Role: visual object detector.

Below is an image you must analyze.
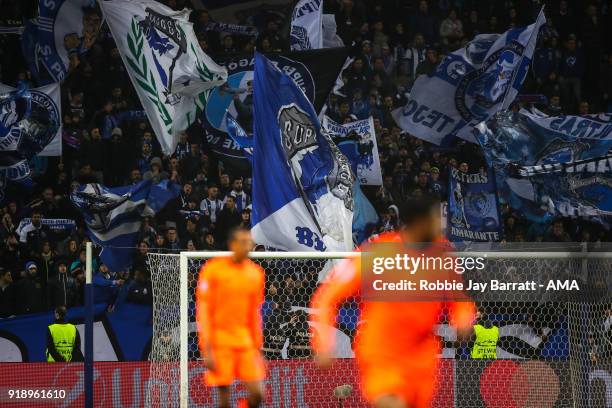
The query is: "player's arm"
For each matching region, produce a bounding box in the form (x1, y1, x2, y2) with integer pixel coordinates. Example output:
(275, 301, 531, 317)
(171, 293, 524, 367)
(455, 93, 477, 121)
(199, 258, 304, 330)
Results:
(249, 266, 265, 350)
(435, 237, 475, 337)
(195, 263, 215, 358)
(310, 257, 361, 358)
(450, 301, 476, 340)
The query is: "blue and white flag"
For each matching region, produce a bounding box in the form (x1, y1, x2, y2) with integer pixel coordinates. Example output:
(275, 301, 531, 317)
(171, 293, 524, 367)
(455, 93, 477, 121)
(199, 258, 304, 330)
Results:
(476, 110, 612, 221)
(322, 116, 382, 185)
(392, 9, 545, 145)
(100, 0, 228, 155)
(70, 180, 179, 271)
(0, 83, 62, 157)
(21, 0, 100, 84)
(252, 52, 354, 251)
(228, 110, 375, 244)
(290, 0, 323, 51)
(448, 166, 503, 242)
(0, 82, 61, 202)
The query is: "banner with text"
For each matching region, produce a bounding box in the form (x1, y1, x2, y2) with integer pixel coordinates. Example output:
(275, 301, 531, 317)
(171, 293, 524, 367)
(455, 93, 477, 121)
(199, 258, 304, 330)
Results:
(448, 166, 503, 242)
(322, 116, 382, 185)
(476, 110, 612, 222)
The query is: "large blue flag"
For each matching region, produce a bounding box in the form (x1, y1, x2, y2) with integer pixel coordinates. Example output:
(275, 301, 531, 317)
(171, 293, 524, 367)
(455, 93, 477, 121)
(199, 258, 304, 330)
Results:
(448, 166, 503, 242)
(228, 111, 376, 244)
(70, 180, 179, 271)
(392, 9, 545, 145)
(252, 52, 354, 251)
(476, 110, 612, 222)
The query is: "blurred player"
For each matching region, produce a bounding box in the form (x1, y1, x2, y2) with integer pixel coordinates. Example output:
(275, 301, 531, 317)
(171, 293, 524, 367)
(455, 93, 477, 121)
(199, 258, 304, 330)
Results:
(196, 227, 265, 408)
(312, 197, 475, 408)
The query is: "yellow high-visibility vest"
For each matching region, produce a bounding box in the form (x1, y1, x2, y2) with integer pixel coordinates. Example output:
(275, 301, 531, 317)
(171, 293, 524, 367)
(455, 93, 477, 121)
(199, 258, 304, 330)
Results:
(471, 324, 499, 359)
(47, 323, 77, 362)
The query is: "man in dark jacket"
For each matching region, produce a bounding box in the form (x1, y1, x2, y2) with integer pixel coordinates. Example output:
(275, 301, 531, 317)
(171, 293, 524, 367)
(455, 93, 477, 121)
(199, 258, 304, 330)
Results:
(24, 210, 53, 259)
(47, 260, 79, 309)
(0, 267, 16, 318)
(127, 269, 153, 305)
(14, 261, 45, 315)
(215, 195, 242, 247)
(1, 233, 22, 274)
(559, 37, 584, 107)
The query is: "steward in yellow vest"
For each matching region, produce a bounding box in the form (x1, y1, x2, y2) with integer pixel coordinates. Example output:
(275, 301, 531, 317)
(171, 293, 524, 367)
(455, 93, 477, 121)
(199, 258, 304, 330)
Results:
(471, 322, 499, 359)
(46, 306, 83, 362)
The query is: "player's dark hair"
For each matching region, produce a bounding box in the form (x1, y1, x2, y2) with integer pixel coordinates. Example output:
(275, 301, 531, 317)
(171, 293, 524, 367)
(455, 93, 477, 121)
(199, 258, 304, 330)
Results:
(398, 196, 440, 226)
(227, 226, 250, 245)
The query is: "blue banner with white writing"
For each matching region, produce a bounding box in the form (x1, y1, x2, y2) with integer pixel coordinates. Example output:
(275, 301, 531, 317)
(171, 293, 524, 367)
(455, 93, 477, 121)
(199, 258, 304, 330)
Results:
(392, 9, 545, 145)
(205, 21, 258, 37)
(448, 166, 503, 242)
(16, 218, 75, 237)
(476, 110, 612, 222)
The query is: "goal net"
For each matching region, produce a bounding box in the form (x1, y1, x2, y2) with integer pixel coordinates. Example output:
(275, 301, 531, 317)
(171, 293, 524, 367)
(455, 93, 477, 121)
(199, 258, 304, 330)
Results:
(147, 250, 611, 408)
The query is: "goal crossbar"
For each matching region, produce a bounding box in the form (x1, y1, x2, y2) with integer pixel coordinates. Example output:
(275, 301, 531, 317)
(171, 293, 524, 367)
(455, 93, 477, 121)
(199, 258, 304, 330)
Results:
(178, 250, 612, 260)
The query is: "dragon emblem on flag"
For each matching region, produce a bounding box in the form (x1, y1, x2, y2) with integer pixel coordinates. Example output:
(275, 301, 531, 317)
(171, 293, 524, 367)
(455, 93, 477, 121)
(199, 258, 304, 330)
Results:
(138, 8, 188, 104)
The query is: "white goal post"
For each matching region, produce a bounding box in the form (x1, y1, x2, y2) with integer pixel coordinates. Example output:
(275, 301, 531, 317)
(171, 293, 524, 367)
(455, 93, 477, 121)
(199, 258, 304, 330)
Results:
(145, 250, 612, 408)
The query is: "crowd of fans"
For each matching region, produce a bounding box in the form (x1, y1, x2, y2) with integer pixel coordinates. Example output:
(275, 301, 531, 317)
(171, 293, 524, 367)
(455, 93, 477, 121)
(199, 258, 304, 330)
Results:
(0, 0, 611, 319)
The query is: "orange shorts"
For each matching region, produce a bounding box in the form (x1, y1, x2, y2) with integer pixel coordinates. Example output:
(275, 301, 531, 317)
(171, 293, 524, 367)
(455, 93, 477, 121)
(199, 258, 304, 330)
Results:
(205, 347, 266, 387)
(360, 360, 435, 408)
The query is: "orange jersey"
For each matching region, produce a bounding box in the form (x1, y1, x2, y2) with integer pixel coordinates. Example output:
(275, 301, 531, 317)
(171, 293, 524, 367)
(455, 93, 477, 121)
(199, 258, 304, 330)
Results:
(311, 232, 475, 404)
(196, 257, 265, 353)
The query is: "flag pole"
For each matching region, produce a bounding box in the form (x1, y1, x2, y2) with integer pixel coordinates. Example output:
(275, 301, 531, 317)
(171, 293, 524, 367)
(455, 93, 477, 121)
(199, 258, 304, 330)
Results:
(85, 242, 94, 408)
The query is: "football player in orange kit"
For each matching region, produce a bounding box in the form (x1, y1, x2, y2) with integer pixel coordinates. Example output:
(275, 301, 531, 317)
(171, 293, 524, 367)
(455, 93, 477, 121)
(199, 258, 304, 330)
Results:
(312, 197, 475, 408)
(196, 227, 265, 408)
